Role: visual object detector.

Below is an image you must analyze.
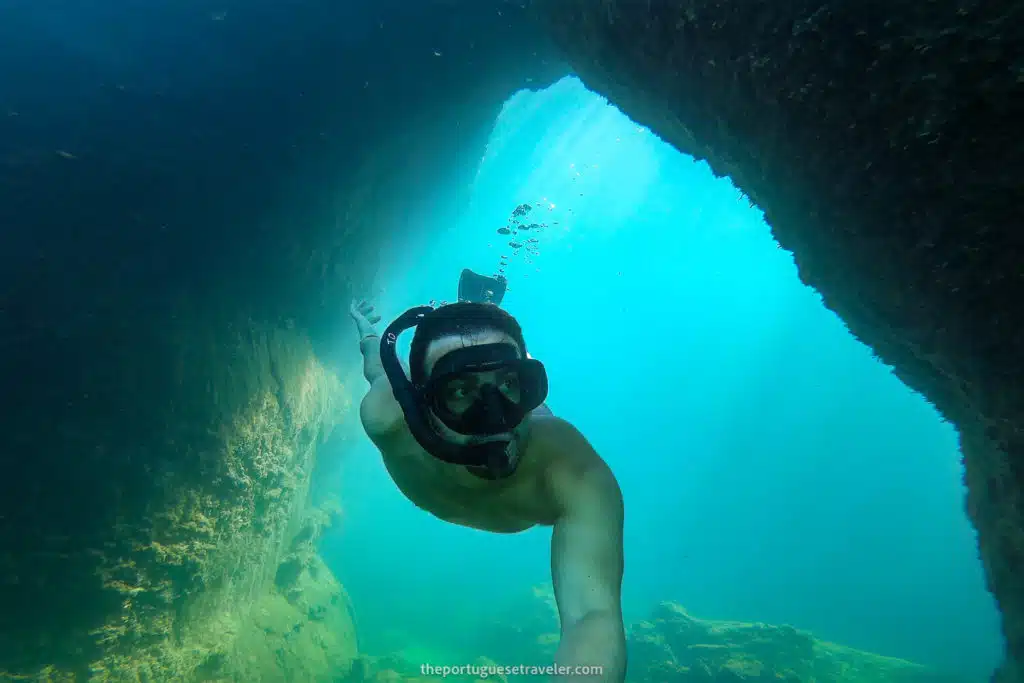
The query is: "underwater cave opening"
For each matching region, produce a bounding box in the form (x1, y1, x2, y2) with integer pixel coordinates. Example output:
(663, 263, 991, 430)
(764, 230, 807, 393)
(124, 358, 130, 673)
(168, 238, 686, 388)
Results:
(322, 76, 1004, 681)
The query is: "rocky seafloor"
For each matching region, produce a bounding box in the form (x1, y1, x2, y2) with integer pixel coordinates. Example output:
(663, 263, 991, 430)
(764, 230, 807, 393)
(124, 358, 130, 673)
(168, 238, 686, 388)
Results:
(333, 585, 973, 683)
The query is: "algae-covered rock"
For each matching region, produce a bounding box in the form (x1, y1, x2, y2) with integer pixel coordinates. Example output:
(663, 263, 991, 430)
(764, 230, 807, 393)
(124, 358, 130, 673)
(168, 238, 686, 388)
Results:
(628, 602, 971, 683)
(0, 312, 355, 681)
(212, 553, 358, 683)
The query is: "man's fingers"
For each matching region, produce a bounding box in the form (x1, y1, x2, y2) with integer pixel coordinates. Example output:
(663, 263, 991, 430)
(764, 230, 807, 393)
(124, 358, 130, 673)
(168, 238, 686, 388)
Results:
(350, 300, 379, 326)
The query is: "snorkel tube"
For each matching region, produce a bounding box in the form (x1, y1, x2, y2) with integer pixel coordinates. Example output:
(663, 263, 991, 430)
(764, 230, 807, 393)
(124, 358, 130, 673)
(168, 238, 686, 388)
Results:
(379, 306, 521, 478)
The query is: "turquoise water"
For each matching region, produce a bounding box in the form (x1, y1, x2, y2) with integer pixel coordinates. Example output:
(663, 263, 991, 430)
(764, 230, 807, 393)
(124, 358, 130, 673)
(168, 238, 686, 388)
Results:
(321, 76, 1003, 679)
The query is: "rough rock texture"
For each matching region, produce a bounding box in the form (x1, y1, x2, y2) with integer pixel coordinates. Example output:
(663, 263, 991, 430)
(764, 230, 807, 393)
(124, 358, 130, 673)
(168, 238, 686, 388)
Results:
(452, 586, 964, 682)
(0, 318, 350, 680)
(629, 602, 966, 683)
(0, 1, 562, 678)
(223, 552, 358, 682)
(530, 1, 1023, 678)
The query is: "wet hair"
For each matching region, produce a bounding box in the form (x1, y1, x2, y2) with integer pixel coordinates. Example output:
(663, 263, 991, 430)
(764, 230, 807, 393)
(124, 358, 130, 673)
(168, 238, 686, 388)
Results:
(409, 302, 527, 385)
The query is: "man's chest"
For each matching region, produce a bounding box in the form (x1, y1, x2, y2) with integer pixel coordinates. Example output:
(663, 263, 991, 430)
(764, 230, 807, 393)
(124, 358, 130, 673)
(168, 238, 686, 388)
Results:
(379, 433, 553, 533)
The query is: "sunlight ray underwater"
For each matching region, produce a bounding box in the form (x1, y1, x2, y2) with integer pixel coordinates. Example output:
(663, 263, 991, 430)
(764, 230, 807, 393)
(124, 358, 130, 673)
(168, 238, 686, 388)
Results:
(325, 76, 1003, 682)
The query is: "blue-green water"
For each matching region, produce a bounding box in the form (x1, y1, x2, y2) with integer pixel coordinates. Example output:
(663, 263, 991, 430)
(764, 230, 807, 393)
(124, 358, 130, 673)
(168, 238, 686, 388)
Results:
(320, 77, 1003, 679)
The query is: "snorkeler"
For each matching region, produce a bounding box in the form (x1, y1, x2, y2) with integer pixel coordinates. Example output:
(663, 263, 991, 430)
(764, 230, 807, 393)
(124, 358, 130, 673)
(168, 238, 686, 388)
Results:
(348, 287, 625, 682)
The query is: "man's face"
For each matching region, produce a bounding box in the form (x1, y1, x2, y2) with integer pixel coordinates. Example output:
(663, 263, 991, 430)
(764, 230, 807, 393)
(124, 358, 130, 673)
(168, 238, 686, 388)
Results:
(422, 329, 529, 444)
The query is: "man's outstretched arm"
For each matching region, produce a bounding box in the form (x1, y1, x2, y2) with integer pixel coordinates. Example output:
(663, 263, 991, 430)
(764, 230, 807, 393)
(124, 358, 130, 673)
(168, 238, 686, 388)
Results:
(350, 300, 405, 440)
(546, 422, 626, 682)
(351, 299, 385, 385)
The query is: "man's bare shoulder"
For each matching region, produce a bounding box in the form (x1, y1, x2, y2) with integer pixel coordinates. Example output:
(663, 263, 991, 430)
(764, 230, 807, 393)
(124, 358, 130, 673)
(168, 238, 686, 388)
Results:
(527, 416, 609, 476)
(359, 377, 405, 443)
(528, 417, 621, 525)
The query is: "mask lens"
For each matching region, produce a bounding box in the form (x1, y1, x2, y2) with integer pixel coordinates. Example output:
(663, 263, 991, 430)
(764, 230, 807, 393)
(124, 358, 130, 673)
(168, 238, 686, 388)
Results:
(436, 368, 522, 417)
(494, 368, 521, 403)
(438, 373, 479, 416)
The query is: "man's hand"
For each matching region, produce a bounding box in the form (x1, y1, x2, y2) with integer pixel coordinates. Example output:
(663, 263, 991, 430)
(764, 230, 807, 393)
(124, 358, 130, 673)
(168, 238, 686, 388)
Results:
(350, 299, 382, 339)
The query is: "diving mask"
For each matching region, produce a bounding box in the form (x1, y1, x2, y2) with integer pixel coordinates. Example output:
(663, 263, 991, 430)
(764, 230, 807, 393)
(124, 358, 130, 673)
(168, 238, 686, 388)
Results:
(379, 305, 548, 479)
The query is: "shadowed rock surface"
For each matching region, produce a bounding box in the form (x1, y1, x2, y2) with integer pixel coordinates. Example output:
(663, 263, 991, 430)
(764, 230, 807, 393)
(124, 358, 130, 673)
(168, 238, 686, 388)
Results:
(0, 0, 561, 678)
(531, 1, 1022, 679)
(1, 0, 1022, 679)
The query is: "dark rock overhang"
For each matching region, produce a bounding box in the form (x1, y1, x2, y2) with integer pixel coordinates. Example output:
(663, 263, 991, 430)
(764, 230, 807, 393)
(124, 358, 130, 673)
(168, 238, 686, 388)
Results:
(529, 1, 1022, 679)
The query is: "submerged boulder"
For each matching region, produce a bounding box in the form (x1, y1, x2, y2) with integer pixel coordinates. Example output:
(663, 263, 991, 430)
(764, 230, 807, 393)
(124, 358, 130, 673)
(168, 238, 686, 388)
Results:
(628, 602, 969, 683)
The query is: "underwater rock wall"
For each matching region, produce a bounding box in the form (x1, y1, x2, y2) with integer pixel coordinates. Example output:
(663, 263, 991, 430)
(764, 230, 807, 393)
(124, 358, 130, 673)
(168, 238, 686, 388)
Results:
(0, 1, 562, 679)
(530, 1, 1022, 678)
(0, 312, 349, 680)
